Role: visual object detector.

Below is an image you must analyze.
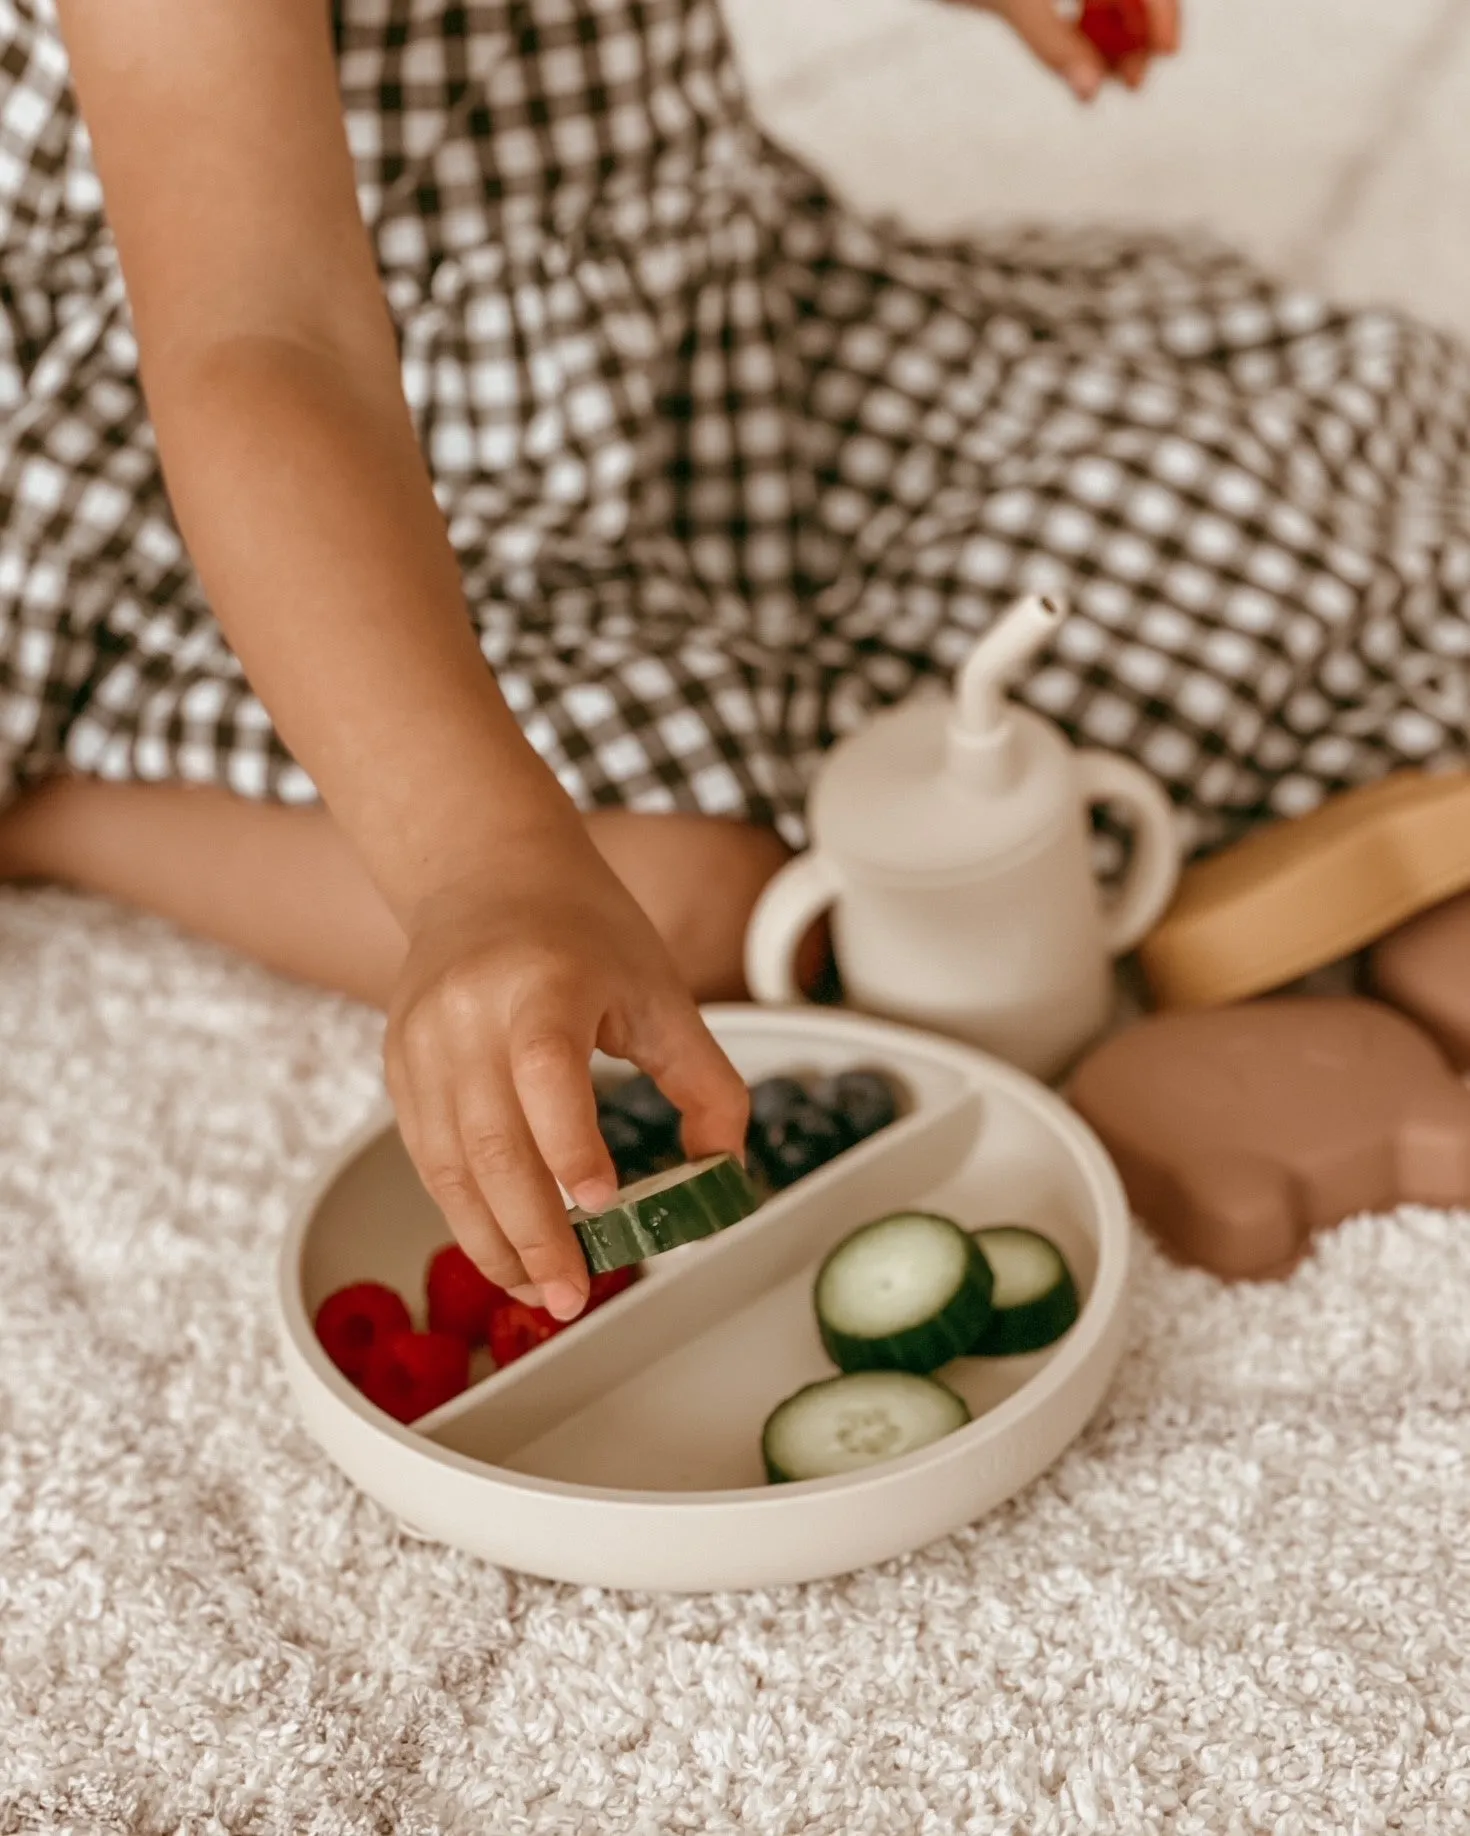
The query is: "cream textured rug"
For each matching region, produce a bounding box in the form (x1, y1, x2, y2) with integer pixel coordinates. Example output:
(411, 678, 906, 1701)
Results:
(3, 887, 1470, 1835)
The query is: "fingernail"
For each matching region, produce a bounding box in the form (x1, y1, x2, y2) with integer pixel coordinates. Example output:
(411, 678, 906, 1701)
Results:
(542, 1279, 586, 1322)
(1069, 63, 1102, 100)
(572, 1177, 618, 1213)
(509, 1284, 542, 1308)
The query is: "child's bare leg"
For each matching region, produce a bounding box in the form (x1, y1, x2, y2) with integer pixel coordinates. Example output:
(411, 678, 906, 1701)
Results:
(0, 778, 406, 1002)
(0, 778, 791, 1005)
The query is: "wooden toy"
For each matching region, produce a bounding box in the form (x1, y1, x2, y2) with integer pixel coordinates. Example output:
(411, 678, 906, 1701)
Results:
(1139, 771, 1470, 1008)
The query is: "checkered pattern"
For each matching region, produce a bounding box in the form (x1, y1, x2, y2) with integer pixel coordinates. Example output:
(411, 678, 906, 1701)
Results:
(3, 0, 1469, 855)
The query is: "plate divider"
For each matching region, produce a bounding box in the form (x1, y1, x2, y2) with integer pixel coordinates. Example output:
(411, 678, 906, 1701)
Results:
(415, 1083, 985, 1462)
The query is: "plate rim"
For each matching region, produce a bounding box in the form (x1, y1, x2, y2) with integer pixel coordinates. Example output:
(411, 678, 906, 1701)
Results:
(276, 1003, 1131, 1510)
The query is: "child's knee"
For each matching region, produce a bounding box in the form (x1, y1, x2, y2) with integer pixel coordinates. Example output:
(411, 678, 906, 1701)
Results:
(585, 810, 790, 1001)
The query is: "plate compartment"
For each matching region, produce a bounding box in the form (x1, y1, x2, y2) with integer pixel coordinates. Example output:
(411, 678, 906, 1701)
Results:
(277, 1006, 1130, 1590)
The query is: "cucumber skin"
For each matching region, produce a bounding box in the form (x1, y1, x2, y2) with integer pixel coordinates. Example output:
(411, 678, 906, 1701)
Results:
(968, 1228, 1080, 1356)
(762, 1374, 971, 1483)
(817, 1223, 995, 1376)
(972, 1274, 1080, 1356)
(572, 1155, 760, 1273)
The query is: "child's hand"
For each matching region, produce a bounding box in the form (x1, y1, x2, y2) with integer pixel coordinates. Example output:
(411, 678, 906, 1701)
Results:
(954, 0, 1181, 101)
(383, 820, 749, 1322)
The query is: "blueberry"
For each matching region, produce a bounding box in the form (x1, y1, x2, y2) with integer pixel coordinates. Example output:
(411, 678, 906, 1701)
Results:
(748, 1076, 809, 1129)
(596, 1104, 651, 1184)
(814, 1069, 900, 1144)
(602, 1074, 681, 1146)
(748, 1094, 848, 1191)
(753, 1130, 839, 1190)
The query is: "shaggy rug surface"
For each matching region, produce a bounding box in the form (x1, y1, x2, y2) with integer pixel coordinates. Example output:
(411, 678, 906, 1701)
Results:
(2, 887, 1469, 1835)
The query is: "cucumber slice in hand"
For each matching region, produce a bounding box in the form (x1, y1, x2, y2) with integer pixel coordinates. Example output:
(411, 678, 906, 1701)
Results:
(571, 1154, 760, 1273)
(763, 1371, 969, 1482)
(971, 1225, 1080, 1355)
(815, 1211, 994, 1374)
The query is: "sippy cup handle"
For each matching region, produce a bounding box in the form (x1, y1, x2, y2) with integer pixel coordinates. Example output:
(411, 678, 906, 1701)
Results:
(743, 851, 841, 1005)
(1075, 750, 1182, 955)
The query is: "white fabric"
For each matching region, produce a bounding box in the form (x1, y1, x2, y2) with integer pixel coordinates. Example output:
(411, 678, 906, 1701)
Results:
(3, 888, 1469, 1831)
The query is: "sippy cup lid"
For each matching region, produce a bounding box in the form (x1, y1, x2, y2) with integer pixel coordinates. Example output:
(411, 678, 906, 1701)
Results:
(807, 596, 1075, 881)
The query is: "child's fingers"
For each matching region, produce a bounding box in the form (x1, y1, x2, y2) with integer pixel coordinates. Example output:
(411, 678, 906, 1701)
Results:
(390, 954, 594, 1315)
(623, 992, 750, 1165)
(388, 1043, 531, 1292)
(986, 0, 1106, 100)
(509, 1004, 620, 1214)
(1116, 48, 1149, 87)
(1144, 0, 1181, 54)
(453, 1066, 590, 1318)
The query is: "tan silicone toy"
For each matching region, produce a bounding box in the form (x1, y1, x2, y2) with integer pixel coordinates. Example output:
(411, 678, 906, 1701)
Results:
(1371, 888, 1470, 1069)
(1138, 771, 1470, 1009)
(1067, 997, 1470, 1279)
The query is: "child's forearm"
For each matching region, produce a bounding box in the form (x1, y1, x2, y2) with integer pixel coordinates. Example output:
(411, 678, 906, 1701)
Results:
(145, 331, 574, 927)
(54, 0, 747, 1314)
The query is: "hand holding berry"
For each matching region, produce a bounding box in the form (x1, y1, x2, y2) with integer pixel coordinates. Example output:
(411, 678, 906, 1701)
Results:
(950, 0, 1181, 102)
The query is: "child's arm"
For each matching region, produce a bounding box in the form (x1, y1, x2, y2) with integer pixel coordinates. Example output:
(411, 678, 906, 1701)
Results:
(58, 0, 748, 1318)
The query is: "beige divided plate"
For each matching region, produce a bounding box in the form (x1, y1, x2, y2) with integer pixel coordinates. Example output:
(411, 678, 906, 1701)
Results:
(277, 1006, 1130, 1592)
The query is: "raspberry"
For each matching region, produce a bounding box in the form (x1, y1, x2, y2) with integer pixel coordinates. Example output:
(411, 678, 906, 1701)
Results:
(425, 1243, 506, 1345)
(485, 1268, 639, 1370)
(359, 1330, 470, 1423)
(586, 1266, 639, 1310)
(1078, 0, 1151, 66)
(314, 1281, 412, 1383)
(488, 1298, 567, 1370)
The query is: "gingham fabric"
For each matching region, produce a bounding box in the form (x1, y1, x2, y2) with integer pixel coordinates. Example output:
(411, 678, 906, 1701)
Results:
(3, 0, 1469, 856)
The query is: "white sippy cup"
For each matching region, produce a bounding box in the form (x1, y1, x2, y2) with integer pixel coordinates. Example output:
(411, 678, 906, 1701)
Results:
(743, 594, 1182, 1080)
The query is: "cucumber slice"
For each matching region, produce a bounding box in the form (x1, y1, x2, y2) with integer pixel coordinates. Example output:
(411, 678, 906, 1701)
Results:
(763, 1371, 970, 1482)
(814, 1211, 994, 1374)
(571, 1154, 760, 1273)
(971, 1226, 1080, 1355)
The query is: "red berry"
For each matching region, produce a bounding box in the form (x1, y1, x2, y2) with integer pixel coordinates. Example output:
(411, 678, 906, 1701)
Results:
(488, 1298, 568, 1370)
(359, 1329, 470, 1423)
(425, 1243, 506, 1345)
(586, 1265, 639, 1311)
(1078, 0, 1151, 66)
(314, 1281, 412, 1383)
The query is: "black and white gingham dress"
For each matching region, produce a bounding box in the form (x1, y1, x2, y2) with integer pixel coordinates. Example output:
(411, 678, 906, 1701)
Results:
(3, 0, 1469, 857)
